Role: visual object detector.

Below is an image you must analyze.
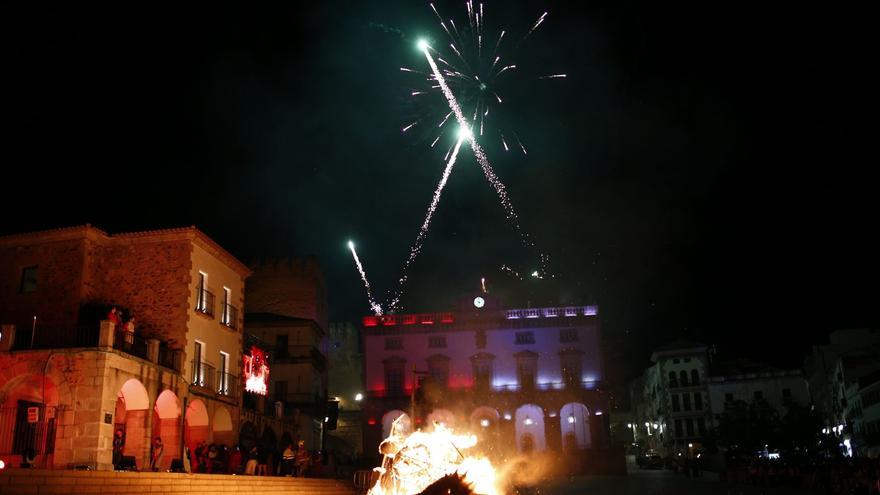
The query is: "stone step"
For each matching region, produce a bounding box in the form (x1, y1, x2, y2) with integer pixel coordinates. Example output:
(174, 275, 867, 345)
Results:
(0, 469, 357, 495)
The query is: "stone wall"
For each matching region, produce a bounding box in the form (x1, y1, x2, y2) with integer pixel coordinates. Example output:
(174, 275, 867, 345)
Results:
(246, 258, 327, 331)
(0, 237, 88, 331)
(84, 238, 193, 347)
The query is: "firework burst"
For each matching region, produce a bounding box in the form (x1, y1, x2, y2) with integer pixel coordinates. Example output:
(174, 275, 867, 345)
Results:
(401, 1, 565, 155)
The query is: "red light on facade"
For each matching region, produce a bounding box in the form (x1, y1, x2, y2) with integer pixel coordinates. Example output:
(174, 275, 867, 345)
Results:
(382, 316, 397, 326)
(420, 314, 434, 325)
(402, 315, 417, 325)
(368, 418, 377, 425)
(363, 316, 378, 327)
(440, 313, 454, 324)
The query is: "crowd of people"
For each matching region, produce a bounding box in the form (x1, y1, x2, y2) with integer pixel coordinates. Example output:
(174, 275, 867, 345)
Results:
(730, 457, 880, 494)
(113, 433, 339, 477)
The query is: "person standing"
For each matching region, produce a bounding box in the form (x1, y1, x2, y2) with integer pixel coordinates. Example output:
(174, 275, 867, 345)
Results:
(282, 443, 295, 476)
(294, 440, 310, 477)
(107, 307, 121, 327)
(112, 429, 125, 470)
(244, 445, 259, 475)
(122, 316, 136, 352)
(150, 436, 164, 472)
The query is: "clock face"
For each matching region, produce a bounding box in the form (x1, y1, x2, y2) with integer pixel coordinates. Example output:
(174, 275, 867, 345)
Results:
(473, 296, 485, 308)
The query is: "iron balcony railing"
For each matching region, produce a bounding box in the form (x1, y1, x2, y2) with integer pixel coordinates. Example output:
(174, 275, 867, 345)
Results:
(220, 303, 238, 329)
(195, 288, 215, 317)
(157, 344, 180, 372)
(113, 329, 149, 361)
(191, 361, 216, 390)
(12, 324, 99, 351)
(216, 371, 240, 400)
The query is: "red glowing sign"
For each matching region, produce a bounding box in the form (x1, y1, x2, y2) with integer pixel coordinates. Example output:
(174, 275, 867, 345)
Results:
(242, 346, 269, 395)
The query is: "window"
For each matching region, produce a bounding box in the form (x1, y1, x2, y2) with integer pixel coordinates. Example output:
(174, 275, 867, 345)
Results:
(725, 393, 734, 403)
(559, 349, 584, 387)
(515, 332, 535, 345)
(672, 394, 681, 412)
(679, 370, 688, 387)
(686, 418, 694, 436)
(195, 271, 214, 316)
(674, 419, 683, 437)
(20, 266, 38, 293)
(383, 357, 406, 396)
(428, 336, 447, 348)
(221, 287, 236, 327)
(515, 351, 538, 391)
(427, 355, 450, 386)
(385, 338, 403, 350)
(669, 371, 678, 387)
(673, 358, 680, 364)
(691, 369, 700, 385)
(274, 380, 288, 402)
(218, 351, 229, 394)
(683, 393, 692, 411)
(559, 329, 579, 343)
(471, 353, 495, 391)
(275, 335, 289, 357)
(754, 390, 763, 401)
(694, 393, 703, 410)
(697, 418, 706, 436)
(683, 357, 691, 363)
(192, 340, 205, 386)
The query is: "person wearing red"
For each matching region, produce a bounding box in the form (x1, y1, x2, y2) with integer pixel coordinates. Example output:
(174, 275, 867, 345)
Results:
(107, 307, 121, 327)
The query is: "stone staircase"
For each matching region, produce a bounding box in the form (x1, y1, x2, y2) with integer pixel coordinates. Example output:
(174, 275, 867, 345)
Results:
(0, 469, 358, 494)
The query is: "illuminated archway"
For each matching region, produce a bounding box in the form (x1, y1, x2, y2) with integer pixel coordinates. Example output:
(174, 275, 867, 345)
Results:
(560, 402, 591, 449)
(184, 399, 210, 470)
(470, 406, 500, 429)
(212, 406, 234, 446)
(514, 404, 545, 452)
(381, 410, 411, 439)
(115, 378, 150, 470)
(150, 390, 181, 471)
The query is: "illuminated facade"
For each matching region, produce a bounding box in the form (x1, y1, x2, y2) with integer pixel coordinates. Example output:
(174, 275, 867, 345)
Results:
(361, 294, 613, 471)
(0, 225, 250, 470)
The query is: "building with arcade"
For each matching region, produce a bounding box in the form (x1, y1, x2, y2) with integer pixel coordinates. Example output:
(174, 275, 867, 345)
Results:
(360, 293, 614, 471)
(0, 225, 250, 471)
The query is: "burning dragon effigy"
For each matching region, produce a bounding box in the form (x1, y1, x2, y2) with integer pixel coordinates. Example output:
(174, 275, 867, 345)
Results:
(368, 417, 500, 495)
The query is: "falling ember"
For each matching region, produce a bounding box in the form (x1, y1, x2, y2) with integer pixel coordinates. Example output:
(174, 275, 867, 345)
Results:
(367, 422, 500, 495)
(538, 74, 567, 79)
(348, 241, 382, 315)
(402, 122, 418, 132)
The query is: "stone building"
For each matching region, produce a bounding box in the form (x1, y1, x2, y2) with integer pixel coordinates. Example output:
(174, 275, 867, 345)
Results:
(360, 293, 616, 473)
(243, 258, 329, 452)
(0, 225, 250, 471)
(628, 341, 712, 456)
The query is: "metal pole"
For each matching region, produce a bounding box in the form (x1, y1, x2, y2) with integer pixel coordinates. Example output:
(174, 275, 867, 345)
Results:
(31, 316, 36, 348)
(180, 396, 188, 465)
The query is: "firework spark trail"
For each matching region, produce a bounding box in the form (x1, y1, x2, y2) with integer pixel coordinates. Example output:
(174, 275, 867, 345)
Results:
(388, 134, 466, 311)
(525, 11, 548, 39)
(421, 45, 535, 251)
(348, 241, 382, 315)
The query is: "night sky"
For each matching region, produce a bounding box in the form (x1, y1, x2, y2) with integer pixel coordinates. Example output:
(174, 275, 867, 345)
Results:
(2, 1, 877, 386)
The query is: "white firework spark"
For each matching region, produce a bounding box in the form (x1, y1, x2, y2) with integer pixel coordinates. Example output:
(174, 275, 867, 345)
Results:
(348, 241, 382, 315)
(388, 131, 468, 311)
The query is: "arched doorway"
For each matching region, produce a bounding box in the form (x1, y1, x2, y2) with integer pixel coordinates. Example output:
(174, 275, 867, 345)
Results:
(150, 390, 180, 471)
(426, 408, 455, 430)
(470, 406, 500, 430)
(514, 404, 545, 452)
(0, 373, 61, 468)
(381, 410, 411, 440)
(184, 399, 210, 470)
(115, 378, 150, 470)
(560, 403, 591, 449)
(212, 406, 234, 447)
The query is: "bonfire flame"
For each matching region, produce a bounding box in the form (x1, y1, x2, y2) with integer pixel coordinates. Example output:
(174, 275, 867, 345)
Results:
(368, 419, 499, 495)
